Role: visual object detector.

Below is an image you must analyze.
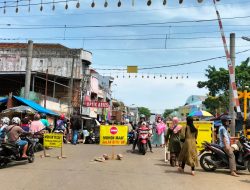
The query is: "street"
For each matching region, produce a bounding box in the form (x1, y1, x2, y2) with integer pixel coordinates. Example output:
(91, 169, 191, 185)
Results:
(0, 144, 249, 190)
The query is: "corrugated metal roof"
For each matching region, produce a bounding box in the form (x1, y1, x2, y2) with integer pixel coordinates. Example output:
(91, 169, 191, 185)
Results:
(0, 43, 68, 49)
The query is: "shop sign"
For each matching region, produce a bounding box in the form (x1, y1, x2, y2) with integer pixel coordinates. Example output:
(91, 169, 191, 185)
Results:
(84, 101, 109, 108)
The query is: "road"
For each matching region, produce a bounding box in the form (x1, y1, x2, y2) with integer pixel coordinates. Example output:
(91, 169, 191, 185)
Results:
(0, 144, 249, 190)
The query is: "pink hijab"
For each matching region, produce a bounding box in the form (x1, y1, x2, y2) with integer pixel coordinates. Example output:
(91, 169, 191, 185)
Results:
(170, 117, 182, 134)
(156, 118, 166, 135)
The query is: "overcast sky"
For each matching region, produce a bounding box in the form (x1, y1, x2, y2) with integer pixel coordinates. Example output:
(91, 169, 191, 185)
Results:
(1, 0, 250, 113)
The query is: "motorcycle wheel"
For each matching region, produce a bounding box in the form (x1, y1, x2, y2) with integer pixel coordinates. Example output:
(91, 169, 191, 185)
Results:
(0, 161, 7, 169)
(28, 149, 35, 163)
(141, 144, 147, 155)
(200, 152, 216, 172)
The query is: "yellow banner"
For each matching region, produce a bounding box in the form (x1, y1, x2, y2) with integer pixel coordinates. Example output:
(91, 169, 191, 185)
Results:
(127, 66, 138, 73)
(100, 125, 128, 145)
(168, 121, 214, 151)
(43, 133, 63, 148)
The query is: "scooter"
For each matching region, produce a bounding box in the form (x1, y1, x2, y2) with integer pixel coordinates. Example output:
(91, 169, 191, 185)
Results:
(199, 132, 250, 172)
(137, 126, 149, 155)
(0, 133, 35, 168)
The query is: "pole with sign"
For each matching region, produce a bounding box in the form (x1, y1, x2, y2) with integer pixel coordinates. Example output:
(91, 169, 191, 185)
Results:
(43, 133, 66, 159)
(100, 125, 128, 159)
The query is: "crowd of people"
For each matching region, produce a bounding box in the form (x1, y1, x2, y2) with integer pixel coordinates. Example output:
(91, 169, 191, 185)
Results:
(0, 111, 83, 158)
(0, 110, 240, 177)
(130, 114, 239, 177)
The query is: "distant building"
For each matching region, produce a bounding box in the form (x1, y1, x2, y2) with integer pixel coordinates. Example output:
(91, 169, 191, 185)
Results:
(0, 42, 94, 115)
(179, 95, 207, 117)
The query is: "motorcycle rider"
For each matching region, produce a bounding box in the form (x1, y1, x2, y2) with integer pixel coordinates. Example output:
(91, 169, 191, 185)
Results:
(218, 115, 239, 177)
(0, 117, 10, 143)
(6, 117, 29, 159)
(132, 114, 153, 153)
(40, 113, 52, 133)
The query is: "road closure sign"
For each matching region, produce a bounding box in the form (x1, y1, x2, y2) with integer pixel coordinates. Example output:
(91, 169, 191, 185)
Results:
(100, 125, 128, 145)
(44, 133, 63, 148)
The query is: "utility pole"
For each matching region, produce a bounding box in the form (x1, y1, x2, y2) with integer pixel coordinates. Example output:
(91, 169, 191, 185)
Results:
(44, 68, 48, 108)
(24, 40, 33, 99)
(68, 58, 75, 116)
(80, 61, 91, 115)
(229, 33, 236, 136)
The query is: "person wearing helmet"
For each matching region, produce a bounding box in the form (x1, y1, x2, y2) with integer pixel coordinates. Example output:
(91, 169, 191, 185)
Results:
(218, 115, 239, 177)
(5, 117, 29, 158)
(0, 117, 10, 143)
(40, 113, 52, 133)
(132, 115, 153, 153)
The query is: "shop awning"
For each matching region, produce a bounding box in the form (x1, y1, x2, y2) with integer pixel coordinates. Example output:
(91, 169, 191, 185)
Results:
(0, 97, 8, 104)
(13, 96, 59, 116)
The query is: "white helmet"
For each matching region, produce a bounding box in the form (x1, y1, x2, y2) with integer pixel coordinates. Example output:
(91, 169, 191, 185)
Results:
(12, 117, 21, 125)
(1, 117, 10, 125)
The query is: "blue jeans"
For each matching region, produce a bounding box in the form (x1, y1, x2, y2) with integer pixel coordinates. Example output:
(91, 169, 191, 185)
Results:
(72, 130, 78, 144)
(16, 139, 28, 147)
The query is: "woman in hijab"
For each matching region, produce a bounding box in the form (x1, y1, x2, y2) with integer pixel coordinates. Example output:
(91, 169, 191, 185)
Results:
(178, 116, 198, 176)
(153, 117, 166, 147)
(165, 117, 182, 167)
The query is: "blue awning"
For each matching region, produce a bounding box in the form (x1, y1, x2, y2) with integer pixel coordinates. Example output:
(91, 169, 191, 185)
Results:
(13, 96, 59, 116)
(0, 97, 8, 104)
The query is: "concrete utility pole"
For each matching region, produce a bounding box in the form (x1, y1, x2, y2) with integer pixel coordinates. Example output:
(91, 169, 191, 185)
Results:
(80, 61, 91, 115)
(68, 58, 75, 116)
(229, 33, 236, 136)
(24, 40, 33, 99)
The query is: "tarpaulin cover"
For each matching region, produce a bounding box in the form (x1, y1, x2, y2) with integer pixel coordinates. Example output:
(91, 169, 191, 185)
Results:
(13, 96, 59, 116)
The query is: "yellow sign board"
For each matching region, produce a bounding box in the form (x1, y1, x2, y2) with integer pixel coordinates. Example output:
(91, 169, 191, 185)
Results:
(170, 121, 214, 151)
(127, 66, 138, 73)
(44, 133, 63, 148)
(100, 125, 128, 145)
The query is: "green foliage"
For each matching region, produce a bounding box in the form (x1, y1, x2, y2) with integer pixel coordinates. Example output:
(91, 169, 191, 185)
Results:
(197, 58, 250, 112)
(162, 108, 178, 119)
(138, 107, 151, 119)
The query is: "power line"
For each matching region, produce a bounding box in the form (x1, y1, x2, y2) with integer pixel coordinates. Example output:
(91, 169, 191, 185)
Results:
(0, 15, 250, 30)
(93, 48, 250, 71)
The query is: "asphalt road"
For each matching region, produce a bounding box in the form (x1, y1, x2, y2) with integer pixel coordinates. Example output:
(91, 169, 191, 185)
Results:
(0, 144, 249, 190)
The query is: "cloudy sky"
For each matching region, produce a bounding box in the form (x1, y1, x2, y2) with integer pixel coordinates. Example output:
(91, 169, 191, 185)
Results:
(1, 0, 250, 113)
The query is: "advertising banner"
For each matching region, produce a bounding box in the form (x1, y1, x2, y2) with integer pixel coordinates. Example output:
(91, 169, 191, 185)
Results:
(100, 125, 128, 145)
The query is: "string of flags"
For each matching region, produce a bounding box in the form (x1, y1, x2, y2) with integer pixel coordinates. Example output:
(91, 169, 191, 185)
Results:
(0, 0, 220, 14)
(99, 72, 189, 79)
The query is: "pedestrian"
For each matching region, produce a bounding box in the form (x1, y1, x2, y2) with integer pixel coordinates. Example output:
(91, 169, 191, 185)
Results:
(153, 117, 166, 147)
(178, 116, 198, 176)
(70, 110, 82, 145)
(165, 117, 182, 167)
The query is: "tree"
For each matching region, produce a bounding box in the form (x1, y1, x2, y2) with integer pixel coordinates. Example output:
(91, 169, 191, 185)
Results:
(197, 58, 250, 113)
(138, 107, 151, 119)
(162, 108, 178, 119)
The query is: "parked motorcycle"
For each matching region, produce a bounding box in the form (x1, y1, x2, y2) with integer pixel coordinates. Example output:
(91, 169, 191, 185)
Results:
(137, 126, 149, 155)
(0, 133, 35, 168)
(199, 132, 250, 172)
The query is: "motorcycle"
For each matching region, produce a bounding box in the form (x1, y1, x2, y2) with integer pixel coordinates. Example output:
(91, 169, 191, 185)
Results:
(137, 126, 149, 155)
(0, 133, 35, 168)
(199, 132, 250, 172)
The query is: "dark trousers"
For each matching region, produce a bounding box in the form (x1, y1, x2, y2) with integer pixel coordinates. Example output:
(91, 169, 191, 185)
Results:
(181, 162, 195, 171)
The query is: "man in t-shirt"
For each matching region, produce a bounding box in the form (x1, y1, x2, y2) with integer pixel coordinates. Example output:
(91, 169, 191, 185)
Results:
(6, 117, 29, 158)
(40, 113, 52, 133)
(219, 115, 239, 177)
(70, 111, 82, 145)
